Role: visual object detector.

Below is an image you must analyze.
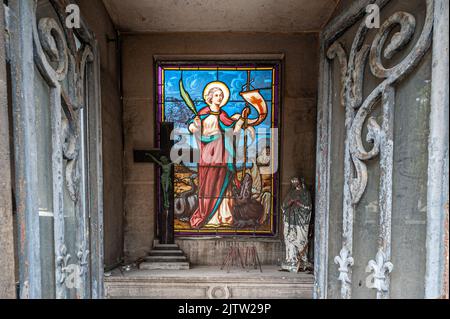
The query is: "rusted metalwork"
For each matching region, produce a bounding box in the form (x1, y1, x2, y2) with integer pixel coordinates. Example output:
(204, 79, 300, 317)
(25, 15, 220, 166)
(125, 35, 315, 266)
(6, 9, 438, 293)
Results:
(221, 245, 246, 273)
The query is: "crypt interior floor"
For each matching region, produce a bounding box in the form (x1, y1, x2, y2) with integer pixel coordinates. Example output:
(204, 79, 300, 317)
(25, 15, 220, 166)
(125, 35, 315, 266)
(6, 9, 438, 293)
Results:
(104, 265, 314, 299)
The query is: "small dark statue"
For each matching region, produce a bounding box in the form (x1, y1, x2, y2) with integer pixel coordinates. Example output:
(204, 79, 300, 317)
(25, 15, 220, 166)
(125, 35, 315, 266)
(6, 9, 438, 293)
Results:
(281, 177, 313, 272)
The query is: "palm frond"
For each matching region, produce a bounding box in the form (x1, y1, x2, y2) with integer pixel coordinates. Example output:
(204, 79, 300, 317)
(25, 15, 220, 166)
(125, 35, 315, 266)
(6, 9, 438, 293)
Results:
(179, 79, 197, 115)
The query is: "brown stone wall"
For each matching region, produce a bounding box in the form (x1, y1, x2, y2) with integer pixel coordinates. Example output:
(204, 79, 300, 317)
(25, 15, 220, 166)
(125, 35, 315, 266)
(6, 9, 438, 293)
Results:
(77, 0, 124, 268)
(121, 32, 319, 264)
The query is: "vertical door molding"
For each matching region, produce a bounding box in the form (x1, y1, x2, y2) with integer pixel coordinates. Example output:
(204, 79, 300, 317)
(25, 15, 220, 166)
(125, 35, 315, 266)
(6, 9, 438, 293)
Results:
(32, 1, 68, 298)
(0, 1, 16, 299)
(425, 0, 449, 300)
(8, 0, 42, 299)
(314, 41, 332, 300)
(87, 41, 104, 299)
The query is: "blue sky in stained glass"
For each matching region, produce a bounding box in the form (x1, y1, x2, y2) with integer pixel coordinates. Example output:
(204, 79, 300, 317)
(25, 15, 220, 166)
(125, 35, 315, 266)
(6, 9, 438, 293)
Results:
(221, 102, 272, 129)
(164, 69, 273, 101)
(221, 101, 245, 118)
(162, 68, 274, 129)
(165, 70, 218, 102)
(164, 70, 182, 101)
(217, 71, 247, 100)
(259, 89, 272, 101)
(250, 70, 273, 89)
(182, 70, 217, 100)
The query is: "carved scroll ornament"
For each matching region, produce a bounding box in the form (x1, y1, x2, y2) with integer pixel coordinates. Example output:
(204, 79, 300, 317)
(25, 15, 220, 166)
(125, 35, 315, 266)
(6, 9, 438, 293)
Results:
(327, 0, 434, 299)
(32, 0, 95, 298)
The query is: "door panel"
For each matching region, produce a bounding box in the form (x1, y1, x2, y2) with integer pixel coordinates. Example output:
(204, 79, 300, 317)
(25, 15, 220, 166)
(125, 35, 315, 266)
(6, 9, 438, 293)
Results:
(6, 0, 103, 299)
(315, 0, 447, 299)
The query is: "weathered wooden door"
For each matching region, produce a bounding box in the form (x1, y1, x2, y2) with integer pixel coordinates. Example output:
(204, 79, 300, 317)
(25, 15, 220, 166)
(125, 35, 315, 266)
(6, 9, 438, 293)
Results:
(5, 0, 103, 298)
(314, 0, 448, 299)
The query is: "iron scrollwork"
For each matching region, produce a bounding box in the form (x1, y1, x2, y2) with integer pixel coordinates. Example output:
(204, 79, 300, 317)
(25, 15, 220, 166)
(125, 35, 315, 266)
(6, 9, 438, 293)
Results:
(327, 0, 434, 299)
(32, 0, 94, 298)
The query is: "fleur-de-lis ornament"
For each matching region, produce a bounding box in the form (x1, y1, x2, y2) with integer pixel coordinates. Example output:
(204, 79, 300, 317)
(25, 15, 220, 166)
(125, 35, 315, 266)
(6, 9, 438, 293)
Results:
(56, 244, 71, 284)
(334, 247, 354, 284)
(365, 249, 394, 292)
(77, 245, 90, 276)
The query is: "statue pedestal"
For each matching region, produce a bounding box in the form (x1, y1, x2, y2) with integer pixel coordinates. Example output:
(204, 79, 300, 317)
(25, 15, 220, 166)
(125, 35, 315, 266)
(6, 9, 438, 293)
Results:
(139, 241, 190, 270)
(280, 258, 313, 273)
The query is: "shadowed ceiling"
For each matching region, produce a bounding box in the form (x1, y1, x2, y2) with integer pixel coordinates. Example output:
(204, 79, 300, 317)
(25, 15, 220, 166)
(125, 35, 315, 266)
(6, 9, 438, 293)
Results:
(102, 0, 340, 33)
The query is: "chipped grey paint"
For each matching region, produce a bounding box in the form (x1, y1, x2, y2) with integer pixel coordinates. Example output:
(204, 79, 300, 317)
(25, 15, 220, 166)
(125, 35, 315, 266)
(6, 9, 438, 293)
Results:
(327, 37, 359, 299)
(7, 0, 104, 299)
(0, 1, 16, 299)
(315, 0, 390, 299)
(32, 1, 68, 298)
(88, 41, 105, 300)
(8, 0, 42, 299)
(355, 0, 433, 299)
(314, 41, 332, 299)
(374, 85, 395, 299)
(425, 0, 449, 299)
(316, 0, 438, 299)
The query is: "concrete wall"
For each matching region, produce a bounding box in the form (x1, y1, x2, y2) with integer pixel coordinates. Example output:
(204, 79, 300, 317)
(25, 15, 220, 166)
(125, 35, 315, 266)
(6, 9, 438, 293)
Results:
(121, 32, 319, 264)
(77, 0, 124, 269)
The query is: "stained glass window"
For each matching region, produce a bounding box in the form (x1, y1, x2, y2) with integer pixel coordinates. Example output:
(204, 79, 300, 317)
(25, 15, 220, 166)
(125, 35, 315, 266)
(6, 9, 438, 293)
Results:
(156, 61, 281, 237)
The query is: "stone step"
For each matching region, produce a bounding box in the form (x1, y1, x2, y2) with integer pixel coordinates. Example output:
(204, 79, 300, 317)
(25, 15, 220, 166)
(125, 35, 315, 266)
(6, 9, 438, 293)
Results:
(139, 261, 190, 270)
(153, 244, 180, 250)
(149, 250, 184, 256)
(145, 255, 187, 262)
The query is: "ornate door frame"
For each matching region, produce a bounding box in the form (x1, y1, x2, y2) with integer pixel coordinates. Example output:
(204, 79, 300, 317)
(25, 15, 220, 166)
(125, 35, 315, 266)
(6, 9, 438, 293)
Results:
(5, 0, 103, 298)
(314, 0, 448, 299)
